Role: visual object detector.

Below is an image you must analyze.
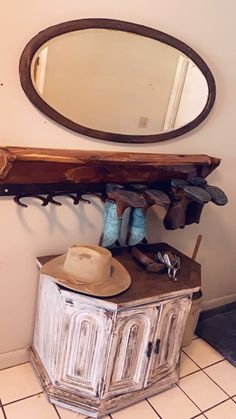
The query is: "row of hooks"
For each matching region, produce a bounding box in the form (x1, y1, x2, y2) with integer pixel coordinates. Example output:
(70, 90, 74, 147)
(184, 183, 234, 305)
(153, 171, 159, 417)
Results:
(13, 192, 101, 208)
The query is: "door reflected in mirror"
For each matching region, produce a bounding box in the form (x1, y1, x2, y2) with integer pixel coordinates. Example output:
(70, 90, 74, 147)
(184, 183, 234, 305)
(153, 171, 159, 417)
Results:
(20, 19, 216, 142)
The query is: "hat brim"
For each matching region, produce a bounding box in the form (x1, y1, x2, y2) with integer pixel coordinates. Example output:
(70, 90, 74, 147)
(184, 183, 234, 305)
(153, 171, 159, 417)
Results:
(40, 254, 131, 297)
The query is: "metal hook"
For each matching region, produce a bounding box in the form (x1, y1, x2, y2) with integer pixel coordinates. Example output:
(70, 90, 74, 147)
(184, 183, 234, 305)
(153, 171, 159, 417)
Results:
(14, 194, 48, 208)
(45, 194, 63, 206)
(45, 193, 91, 206)
(62, 193, 78, 204)
(46, 193, 78, 206)
(74, 193, 91, 205)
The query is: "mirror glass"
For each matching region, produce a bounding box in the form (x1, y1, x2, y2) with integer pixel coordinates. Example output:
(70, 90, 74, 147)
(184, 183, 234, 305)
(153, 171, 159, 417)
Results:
(20, 20, 215, 142)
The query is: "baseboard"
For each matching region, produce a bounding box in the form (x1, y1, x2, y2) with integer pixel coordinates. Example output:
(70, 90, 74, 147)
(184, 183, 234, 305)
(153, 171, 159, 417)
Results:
(0, 347, 29, 370)
(202, 292, 236, 311)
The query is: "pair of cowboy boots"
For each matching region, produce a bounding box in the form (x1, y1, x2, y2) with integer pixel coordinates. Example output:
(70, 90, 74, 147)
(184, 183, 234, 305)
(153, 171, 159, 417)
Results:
(100, 184, 170, 247)
(164, 176, 228, 230)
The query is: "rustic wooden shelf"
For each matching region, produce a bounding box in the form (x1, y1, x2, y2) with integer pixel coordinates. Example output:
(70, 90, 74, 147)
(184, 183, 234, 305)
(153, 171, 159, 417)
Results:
(0, 147, 220, 196)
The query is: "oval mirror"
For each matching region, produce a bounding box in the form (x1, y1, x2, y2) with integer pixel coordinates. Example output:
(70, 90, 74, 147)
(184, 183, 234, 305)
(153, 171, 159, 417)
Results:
(19, 19, 216, 143)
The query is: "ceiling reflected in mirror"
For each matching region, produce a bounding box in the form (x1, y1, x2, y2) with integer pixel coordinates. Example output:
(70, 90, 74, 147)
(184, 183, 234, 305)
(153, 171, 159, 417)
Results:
(20, 19, 216, 143)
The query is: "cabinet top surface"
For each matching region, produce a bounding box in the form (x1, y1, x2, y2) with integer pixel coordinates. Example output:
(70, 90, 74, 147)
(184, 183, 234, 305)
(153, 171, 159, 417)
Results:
(38, 243, 201, 305)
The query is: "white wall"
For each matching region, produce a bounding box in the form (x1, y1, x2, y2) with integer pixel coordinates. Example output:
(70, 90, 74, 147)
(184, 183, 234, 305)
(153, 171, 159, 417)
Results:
(0, 0, 236, 364)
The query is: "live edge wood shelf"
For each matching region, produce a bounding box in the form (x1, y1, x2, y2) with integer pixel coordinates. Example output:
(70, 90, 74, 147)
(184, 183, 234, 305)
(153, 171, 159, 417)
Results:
(0, 147, 220, 197)
(32, 243, 201, 418)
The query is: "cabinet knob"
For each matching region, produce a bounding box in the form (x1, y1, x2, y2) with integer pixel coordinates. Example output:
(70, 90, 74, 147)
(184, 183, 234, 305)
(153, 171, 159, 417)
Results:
(146, 341, 152, 358)
(155, 338, 161, 354)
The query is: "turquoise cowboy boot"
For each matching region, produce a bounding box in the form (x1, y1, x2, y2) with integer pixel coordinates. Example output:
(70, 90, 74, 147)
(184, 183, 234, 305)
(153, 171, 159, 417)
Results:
(100, 184, 124, 248)
(127, 207, 147, 246)
(100, 200, 122, 248)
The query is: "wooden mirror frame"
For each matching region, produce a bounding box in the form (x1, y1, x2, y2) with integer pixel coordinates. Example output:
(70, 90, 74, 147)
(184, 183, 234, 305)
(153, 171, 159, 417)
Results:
(19, 18, 216, 143)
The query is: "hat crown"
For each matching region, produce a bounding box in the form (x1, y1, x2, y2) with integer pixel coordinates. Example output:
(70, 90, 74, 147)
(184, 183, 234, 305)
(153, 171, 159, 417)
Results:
(63, 245, 112, 285)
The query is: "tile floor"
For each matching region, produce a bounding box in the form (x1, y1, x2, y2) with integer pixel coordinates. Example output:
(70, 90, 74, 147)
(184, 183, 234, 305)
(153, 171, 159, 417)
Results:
(0, 336, 236, 419)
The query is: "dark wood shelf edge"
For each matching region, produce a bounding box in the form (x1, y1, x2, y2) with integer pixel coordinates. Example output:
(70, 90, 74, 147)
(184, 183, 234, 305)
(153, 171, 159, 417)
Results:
(0, 147, 221, 192)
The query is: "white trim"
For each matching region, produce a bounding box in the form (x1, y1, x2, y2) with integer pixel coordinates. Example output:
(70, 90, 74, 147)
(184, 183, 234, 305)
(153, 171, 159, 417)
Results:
(0, 347, 29, 370)
(37, 47, 48, 95)
(31, 47, 48, 95)
(163, 55, 189, 131)
(202, 292, 236, 311)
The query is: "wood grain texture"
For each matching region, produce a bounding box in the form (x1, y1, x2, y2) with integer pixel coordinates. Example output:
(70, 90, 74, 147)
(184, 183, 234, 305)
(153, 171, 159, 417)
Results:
(32, 243, 198, 417)
(0, 148, 16, 180)
(0, 146, 220, 186)
(19, 18, 216, 143)
(31, 280, 191, 417)
(38, 243, 201, 306)
(29, 344, 178, 417)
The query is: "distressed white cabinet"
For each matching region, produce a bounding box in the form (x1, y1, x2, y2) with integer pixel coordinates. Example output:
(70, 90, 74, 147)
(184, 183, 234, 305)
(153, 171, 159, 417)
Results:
(30, 244, 201, 418)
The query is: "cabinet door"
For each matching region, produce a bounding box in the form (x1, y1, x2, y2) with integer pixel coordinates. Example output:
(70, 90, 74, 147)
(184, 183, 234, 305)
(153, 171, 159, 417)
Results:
(33, 277, 65, 382)
(103, 306, 159, 398)
(145, 297, 191, 387)
(56, 300, 114, 397)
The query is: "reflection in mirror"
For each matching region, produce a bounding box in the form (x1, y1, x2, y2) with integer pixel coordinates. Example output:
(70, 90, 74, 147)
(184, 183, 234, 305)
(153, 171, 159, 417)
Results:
(31, 29, 208, 136)
(20, 19, 215, 142)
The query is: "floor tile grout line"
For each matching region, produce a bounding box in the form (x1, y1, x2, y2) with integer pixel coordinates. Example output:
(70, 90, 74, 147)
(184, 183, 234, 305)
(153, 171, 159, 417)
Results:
(0, 400, 7, 419)
(2, 391, 44, 406)
(181, 350, 201, 369)
(191, 413, 207, 419)
(1, 406, 7, 419)
(181, 349, 225, 370)
(176, 382, 203, 414)
(201, 367, 232, 398)
(179, 367, 201, 379)
(175, 344, 230, 383)
(181, 352, 226, 370)
(178, 377, 231, 414)
(0, 360, 29, 372)
(201, 397, 233, 414)
(202, 359, 227, 370)
(146, 398, 162, 418)
(53, 405, 62, 419)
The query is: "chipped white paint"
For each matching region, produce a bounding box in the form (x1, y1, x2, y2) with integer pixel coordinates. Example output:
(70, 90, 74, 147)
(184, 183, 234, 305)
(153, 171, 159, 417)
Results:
(31, 274, 193, 417)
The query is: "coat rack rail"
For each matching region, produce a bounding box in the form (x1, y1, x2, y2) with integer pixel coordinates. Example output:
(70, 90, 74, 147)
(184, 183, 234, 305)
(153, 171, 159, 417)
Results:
(0, 147, 220, 190)
(0, 147, 223, 230)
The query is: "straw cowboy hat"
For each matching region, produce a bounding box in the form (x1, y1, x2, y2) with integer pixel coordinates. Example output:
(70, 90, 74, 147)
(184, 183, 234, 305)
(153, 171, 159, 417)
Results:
(41, 245, 131, 297)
